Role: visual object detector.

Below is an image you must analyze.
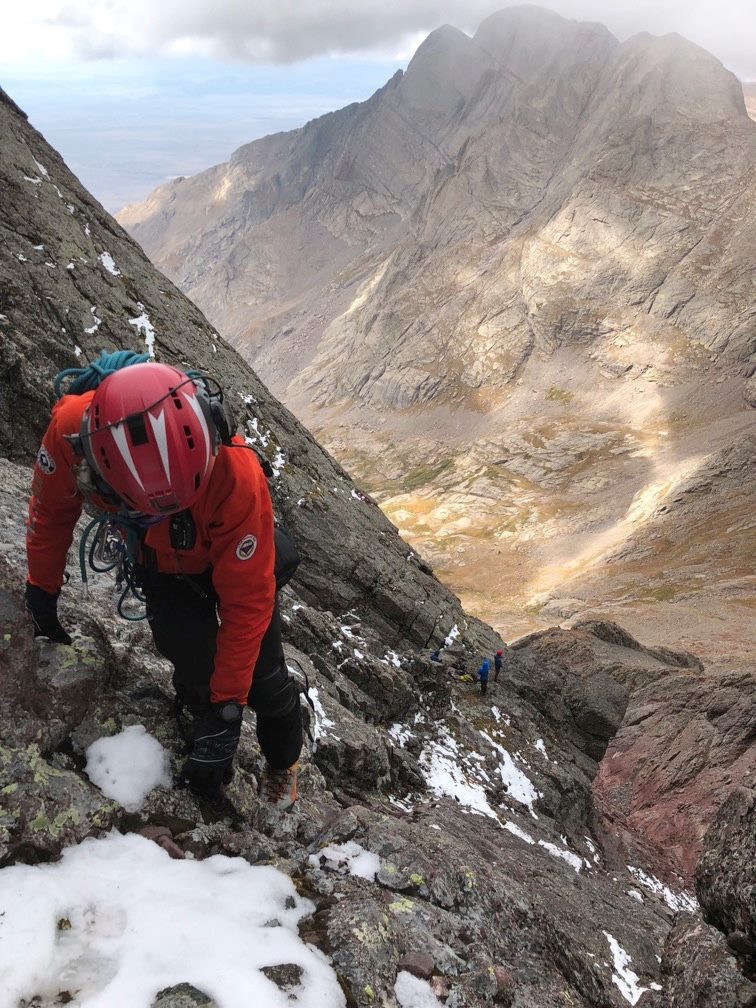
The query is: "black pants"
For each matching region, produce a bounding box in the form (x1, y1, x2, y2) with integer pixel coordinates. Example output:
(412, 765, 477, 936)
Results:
(144, 571, 302, 770)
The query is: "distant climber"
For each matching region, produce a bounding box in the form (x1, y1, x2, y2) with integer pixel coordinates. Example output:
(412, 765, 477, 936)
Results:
(430, 649, 442, 662)
(478, 657, 490, 695)
(24, 352, 302, 809)
(493, 649, 504, 682)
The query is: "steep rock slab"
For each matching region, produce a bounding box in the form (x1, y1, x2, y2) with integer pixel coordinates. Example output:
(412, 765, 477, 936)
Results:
(0, 85, 491, 656)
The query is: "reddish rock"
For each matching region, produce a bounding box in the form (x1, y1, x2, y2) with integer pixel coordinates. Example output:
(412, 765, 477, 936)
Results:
(594, 666, 756, 878)
(397, 952, 435, 980)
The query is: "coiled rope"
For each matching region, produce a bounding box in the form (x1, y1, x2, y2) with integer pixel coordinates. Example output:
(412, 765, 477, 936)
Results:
(53, 349, 150, 397)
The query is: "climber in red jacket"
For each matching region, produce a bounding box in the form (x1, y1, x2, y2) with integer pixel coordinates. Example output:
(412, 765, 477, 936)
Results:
(25, 358, 301, 808)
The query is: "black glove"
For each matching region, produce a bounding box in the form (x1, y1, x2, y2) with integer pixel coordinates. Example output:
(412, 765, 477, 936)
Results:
(24, 583, 72, 645)
(178, 702, 243, 795)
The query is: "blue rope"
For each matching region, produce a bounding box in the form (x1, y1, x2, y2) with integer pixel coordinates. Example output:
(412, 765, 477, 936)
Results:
(54, 349, 150, 397)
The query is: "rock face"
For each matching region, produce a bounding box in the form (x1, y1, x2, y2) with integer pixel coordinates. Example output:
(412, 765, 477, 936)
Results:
(640, 913, 756, 1008)
(697, 787, 756, 971)
(510, 620, 756, 881)
(7, 79, 756, 1007)
(120, 9, 756, 412)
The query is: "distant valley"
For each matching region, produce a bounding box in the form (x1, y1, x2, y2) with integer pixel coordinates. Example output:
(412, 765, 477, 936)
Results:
(120, 8, 756, 663)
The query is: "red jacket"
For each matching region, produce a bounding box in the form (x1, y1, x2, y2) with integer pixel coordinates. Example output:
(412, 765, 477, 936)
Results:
(27, 392, 276, 704)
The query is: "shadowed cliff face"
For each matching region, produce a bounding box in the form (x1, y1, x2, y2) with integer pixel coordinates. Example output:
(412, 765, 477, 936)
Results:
(3, 77, 756, 1007)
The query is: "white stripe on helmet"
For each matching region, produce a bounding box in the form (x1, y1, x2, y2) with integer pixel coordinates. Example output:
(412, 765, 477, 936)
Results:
(148, 408, 171, 482)
(184, 389, 212, 471)
(110, 422, 145, 490)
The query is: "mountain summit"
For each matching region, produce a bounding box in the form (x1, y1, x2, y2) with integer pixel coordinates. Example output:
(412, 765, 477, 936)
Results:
(119, 6, 754, 412)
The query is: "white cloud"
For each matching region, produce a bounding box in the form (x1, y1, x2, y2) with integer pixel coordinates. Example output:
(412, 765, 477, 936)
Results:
(2, 1, 756, 77)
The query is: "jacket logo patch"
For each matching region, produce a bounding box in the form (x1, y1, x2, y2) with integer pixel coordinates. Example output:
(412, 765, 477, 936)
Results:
(36, 445, 56, 474)
(235, 534, 257, 560)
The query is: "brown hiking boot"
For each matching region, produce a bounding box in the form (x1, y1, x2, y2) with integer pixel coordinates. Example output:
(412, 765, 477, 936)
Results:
(259, 762, 299, 811)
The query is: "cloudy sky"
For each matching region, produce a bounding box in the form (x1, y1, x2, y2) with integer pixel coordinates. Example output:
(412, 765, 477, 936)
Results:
(3, 1, 755, 211)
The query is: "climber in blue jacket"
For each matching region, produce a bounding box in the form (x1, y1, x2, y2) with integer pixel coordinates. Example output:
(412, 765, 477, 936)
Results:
(477, 657, 490, 695)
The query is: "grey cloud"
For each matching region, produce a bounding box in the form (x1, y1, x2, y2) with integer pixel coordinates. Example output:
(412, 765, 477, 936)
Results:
(61, 1, 756, 77)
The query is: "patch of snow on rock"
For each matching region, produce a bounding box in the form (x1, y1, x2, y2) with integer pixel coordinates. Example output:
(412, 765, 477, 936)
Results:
(603, 931, 648, 1005)
(99, 251, 121, 275)
(480, 728, 540, 816)
(309, 841, 380, 881)
(444, 624, 459, 647)
(84, 306, 101, 334)
(0, 831, 345, 1007)
(628, 866, 697, 912)
(84, 725, 169, 811)
(128, 303, 156, 356)
(420, 728, 498, 821)
(504, 821, 536, 844)
(395, 970, 442, 1006)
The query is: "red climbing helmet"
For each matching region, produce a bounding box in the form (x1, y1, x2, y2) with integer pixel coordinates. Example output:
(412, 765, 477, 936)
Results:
(82, 362, 218, 514)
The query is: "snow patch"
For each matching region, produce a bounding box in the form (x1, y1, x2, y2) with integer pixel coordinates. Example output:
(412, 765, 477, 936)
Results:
(85, 725, 170, 811)
(537, 840, 585, 873)
(479, 728, 540, 815)
(309, 841, 379, 881)
(34, 159, 50, 178)
(419, 728, 498, 821)
(389, 723, 413, 747)
(308, 687, 335, 741)
(444, 624, 460, 647)
(84, 306, 101, 334)
(628, 866, 697, 912)
(504, 821, 535, 844)
(395, 970, 442, 1006)
(99, 251, 121, 276)
(128, 303, 156, 356)
(0, 832, 345, 1007)
(603, 931, 648, 1005)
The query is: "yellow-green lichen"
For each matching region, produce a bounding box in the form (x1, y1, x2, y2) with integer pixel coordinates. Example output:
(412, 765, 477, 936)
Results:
(351, 916, 391, 949)
(389, 896, 415, 914)
(29, 807, 82, 838)
(408, 873, 424, 887)
(462, 869, 477, 891)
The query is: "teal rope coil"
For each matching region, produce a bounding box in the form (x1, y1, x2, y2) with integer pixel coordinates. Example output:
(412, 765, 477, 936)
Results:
(54, 349, 150, 397)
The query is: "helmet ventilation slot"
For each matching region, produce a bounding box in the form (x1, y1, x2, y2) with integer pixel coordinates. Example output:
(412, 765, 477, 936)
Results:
(126, 413, 149, 446)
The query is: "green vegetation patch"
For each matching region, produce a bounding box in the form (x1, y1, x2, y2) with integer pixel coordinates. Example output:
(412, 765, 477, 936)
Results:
(545, 386, 575, 404)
